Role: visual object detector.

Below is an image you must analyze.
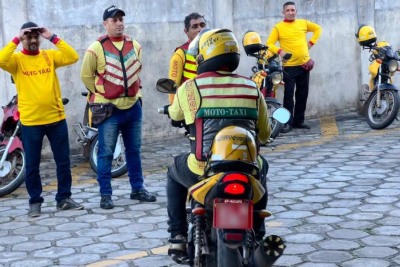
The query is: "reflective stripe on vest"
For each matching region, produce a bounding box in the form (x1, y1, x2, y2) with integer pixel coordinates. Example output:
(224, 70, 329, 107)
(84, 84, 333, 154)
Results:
(176, 43, 197, 83)
(183, 52, 197, 81)
(97, 36, 141, 99)
(192, 72, 259, 161)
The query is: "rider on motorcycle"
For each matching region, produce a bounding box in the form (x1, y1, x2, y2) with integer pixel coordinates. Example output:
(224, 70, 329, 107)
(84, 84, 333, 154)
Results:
(164, 28, 272, 262)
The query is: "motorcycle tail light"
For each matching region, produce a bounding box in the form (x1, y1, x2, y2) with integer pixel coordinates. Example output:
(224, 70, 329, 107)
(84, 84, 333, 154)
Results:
(222, 173, 249, 183)
(224, 183, 245, 194)
(388, 59, 398, 72)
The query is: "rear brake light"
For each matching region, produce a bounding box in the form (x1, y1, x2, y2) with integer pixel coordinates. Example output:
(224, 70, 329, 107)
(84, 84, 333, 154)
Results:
(222, 173, 249, 183)
(224, 183, 245, 194)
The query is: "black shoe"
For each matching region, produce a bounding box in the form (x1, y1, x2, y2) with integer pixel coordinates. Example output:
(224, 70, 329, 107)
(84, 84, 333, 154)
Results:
(56, 198, 84, 210)
(130, 188, 157, 202)
(293, 122, 310, 129)
(100, 195, 114, 209)
(280, 124, 293, 133)
(28, 203, 42, 217)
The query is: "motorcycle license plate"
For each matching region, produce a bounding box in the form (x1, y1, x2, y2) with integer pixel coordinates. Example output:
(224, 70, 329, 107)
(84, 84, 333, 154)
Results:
(213, 199, 253, 230)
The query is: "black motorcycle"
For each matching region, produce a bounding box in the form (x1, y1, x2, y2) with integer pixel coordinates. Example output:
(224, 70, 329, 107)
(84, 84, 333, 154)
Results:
(360, 41, 400, 129)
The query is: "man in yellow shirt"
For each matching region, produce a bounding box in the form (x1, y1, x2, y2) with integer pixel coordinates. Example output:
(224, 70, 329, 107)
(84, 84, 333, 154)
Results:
(0, 22, 83, 217)
(165, 28, 271, 263)
(168, 12, 206, 104)
(81, 5, 156, 209)
(267, 1, 322, 133)
(167, 12, 206, 134)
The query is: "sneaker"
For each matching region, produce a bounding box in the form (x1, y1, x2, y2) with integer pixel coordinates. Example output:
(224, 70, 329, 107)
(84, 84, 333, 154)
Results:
(130, 188, 156, 202)
(100, 195, 114, 209)
(28, 203, 41, 217)
(168, 234, 188, 264)
(56, 198, 84, 210)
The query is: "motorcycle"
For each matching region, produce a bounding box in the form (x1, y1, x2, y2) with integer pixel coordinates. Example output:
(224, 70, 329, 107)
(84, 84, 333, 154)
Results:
(359, 41, 400, 129)
(72, 92, 128, 178)
(156, 78, 290, 267)
(0, 95, 25, 197)
(242, 31, 292, 139)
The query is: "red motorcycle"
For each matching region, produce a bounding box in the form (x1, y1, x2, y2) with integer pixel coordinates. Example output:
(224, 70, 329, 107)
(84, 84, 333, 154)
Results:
(0, 95, 25, 197)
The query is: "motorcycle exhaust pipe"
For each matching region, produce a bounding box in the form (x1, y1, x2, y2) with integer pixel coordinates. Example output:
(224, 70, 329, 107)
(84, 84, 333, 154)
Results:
(252, 235, 286, 267)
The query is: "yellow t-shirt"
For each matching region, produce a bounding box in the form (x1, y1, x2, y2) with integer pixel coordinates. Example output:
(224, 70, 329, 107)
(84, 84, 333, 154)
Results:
(267, 19, 322, 66)
(0, 38, 79, 125)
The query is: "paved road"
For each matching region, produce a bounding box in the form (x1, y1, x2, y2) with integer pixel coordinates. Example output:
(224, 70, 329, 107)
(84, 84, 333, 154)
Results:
(0, 112, 399, 267)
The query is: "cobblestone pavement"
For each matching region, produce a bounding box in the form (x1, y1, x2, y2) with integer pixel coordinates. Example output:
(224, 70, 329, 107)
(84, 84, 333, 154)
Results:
(0, 112, 400, 267)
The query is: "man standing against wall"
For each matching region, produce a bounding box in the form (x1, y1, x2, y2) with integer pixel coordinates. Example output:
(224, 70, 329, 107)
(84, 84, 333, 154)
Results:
(0, 22, 83, 217)
(80, 5, 156, 209)
(267, 1, 322, 133)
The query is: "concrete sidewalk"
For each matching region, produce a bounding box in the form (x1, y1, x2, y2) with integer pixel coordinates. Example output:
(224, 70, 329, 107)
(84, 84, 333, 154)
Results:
(0, 112, 399, 267)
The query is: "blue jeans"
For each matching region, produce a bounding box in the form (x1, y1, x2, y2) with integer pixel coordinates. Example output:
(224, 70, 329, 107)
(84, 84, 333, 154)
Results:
(97, 101, 144, 195)
(21, 120, 72, 204)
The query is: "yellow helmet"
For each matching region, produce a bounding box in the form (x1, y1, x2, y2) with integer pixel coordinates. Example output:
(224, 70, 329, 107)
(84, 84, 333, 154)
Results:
(355, 24, 377, 46)
(242, 30, 263, 55)
(207, 126, 258, 175)
(188, 28, 240, 74)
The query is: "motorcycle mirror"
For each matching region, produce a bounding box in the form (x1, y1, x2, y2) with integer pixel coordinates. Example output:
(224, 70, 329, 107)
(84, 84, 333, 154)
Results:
(272, 107, 291, 124)
(156, 78, 177, 94)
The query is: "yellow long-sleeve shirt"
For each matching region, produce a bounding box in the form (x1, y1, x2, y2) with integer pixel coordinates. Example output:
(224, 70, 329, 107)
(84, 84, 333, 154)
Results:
(267, 19, 322, 66)
(0, 37, 79, 125)
(80, 37, 142, 109)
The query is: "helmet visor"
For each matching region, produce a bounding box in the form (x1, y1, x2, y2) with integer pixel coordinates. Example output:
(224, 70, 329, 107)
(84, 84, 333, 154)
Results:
(188, 28, 211, 56)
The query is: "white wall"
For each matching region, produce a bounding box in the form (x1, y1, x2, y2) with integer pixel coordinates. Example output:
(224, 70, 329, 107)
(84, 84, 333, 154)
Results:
(0, 0, 398, 151)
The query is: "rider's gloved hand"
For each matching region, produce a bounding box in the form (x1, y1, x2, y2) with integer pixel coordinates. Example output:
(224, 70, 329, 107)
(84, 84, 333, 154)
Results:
(171, 120, 184, 128)
(163, 105, 170, 116)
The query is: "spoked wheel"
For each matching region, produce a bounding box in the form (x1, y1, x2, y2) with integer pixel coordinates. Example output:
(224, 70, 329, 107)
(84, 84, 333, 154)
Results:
(365, 89, 400, 129)
(89, 133, 128, 178)
(266, 100, 283, 139)
(0, 146, 26, 197)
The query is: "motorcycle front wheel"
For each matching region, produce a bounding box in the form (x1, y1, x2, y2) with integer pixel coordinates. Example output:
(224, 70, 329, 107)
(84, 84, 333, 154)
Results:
(0, 146, 26, 197)
(365, 89, 400, 129)
(266, 100, 283, 139)
(89, 133, 128, 178)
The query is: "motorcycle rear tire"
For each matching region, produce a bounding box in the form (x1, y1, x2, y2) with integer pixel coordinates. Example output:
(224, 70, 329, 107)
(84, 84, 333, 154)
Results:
(365, 89, 400, 129)
(266, 100, 283, 139)
(216, 229, 243, 267)
(0, 146, 26, 197)
(89, 134, 128, 178)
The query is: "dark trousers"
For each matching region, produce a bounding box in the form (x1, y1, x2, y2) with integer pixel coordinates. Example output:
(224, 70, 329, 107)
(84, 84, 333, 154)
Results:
(283, 66, 310, 125)
(21, 120, 72, 204)
(166, 153, 268, 239)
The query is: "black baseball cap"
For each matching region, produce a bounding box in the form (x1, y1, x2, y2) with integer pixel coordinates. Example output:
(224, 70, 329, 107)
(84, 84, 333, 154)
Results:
(103, 5, 125, 21)
(21, 22, 39, 30)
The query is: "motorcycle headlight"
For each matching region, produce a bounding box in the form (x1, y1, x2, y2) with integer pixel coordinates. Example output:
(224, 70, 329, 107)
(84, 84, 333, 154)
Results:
(270, 72, 283, 85)
(388, 59, 398, 72)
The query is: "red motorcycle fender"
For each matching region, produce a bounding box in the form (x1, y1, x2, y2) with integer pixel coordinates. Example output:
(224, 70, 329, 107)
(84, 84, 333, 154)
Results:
(0, 136, 23, 153)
